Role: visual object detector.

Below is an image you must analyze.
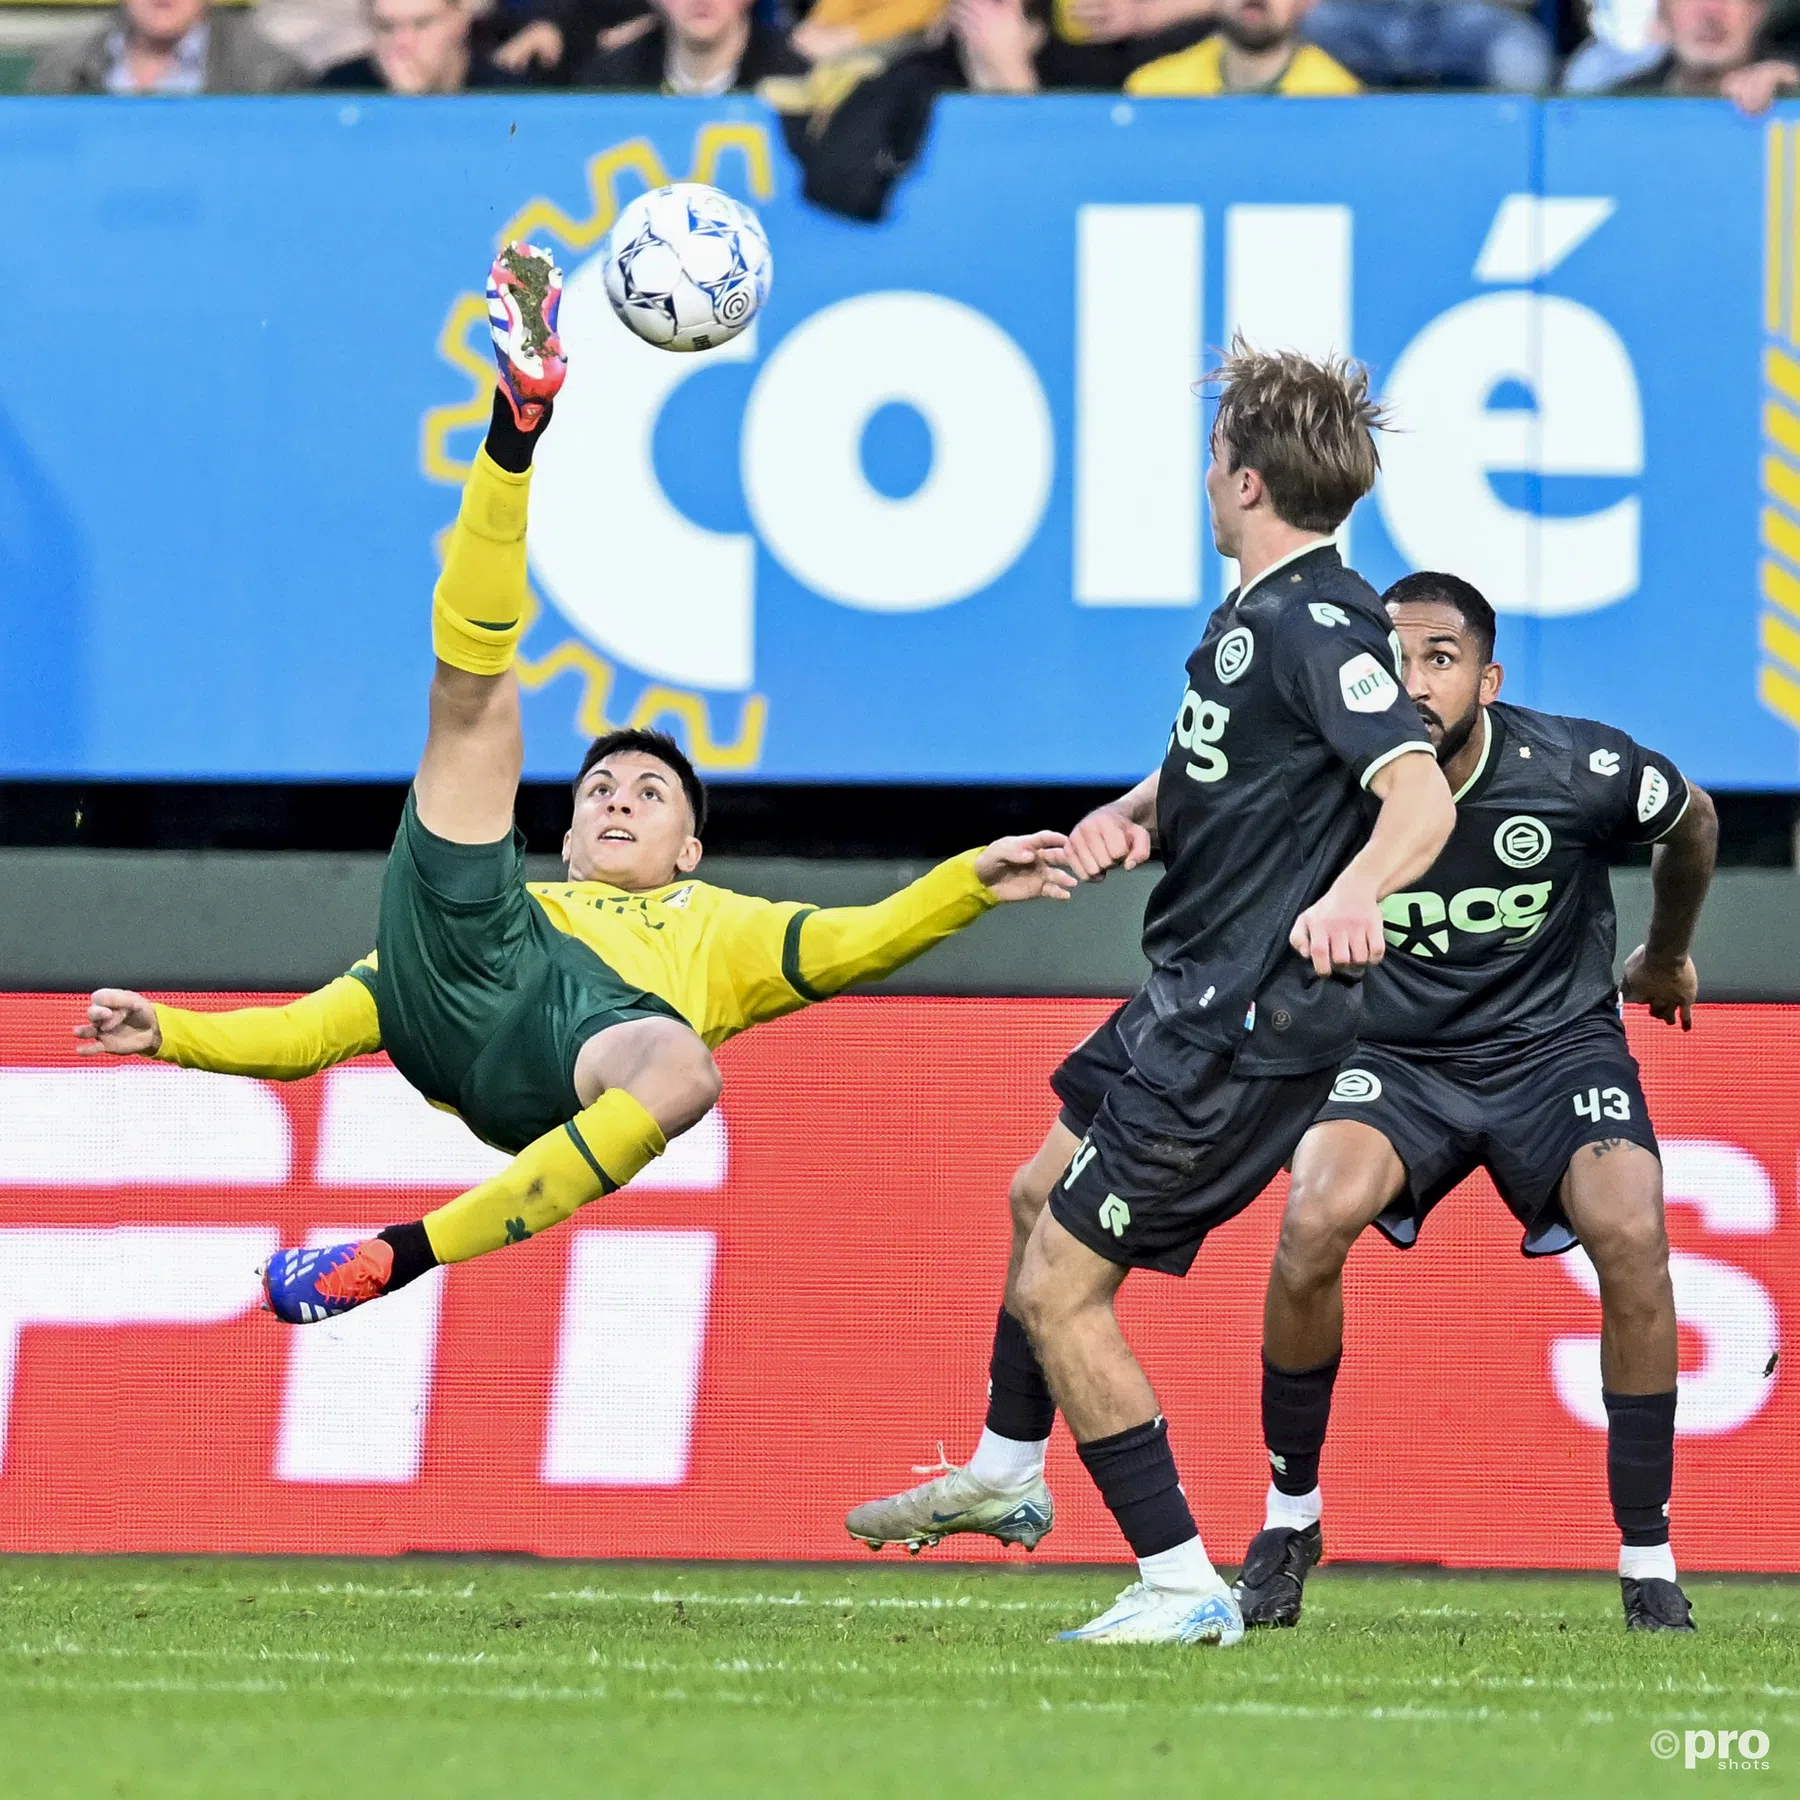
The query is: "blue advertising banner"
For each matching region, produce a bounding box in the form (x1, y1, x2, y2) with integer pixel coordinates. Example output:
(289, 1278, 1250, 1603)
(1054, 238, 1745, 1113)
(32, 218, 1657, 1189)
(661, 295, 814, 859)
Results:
(0, 95, 1793, 785)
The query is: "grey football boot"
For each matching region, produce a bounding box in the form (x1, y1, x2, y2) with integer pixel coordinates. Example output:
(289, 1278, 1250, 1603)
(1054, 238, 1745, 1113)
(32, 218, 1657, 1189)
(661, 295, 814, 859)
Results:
(846, 1450, 1054, 1554)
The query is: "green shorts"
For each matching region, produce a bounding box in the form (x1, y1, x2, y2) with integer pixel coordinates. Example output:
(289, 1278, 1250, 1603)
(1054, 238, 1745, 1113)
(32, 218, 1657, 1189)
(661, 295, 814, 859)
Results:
(370, 790, 681, 1154)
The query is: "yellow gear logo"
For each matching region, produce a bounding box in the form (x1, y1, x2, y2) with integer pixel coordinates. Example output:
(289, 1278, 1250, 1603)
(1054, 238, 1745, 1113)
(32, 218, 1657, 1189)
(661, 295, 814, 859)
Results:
(421, 123, 774, 770)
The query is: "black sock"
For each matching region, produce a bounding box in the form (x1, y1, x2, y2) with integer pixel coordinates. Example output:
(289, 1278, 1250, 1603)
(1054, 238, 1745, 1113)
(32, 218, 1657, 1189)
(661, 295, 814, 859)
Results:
(1604, 1388, 1676, 1546)
(1076, 1416, 1197, 1558)
(984, 1307, 1056, 1442)
(377, 1221, 439, 1293)
(1262, 1350, 1341, 1496)
(483, 386, 550, 475)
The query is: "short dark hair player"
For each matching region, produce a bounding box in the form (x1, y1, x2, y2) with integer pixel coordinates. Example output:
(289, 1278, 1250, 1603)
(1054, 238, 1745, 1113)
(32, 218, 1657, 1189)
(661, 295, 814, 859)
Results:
(76, 244, 1078, 1324)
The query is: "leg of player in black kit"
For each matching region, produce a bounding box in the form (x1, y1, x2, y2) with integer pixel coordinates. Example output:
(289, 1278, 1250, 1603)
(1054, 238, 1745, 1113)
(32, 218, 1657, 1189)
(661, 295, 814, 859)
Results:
(1560, 1138, 1692, 1631)
(1014, 1204, 1245, 1644)
(1237, 1119, 1408, 1626)
(845, 1123, 1072, 1552)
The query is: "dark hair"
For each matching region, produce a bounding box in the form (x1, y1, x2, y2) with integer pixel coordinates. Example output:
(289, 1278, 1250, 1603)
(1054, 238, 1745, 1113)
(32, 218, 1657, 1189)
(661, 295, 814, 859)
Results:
(1383, 570, 1497, 663)
(1207, 334, 1386, 533)
(573, 728, 707, 836)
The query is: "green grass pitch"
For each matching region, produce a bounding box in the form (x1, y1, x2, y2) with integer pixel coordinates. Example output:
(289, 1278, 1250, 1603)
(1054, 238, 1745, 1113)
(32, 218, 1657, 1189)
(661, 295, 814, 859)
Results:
(0, 1558, 1793, 1798)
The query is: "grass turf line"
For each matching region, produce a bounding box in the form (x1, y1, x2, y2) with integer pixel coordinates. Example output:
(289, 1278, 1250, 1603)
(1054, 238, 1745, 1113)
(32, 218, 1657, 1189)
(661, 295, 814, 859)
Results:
(0, 1558, 1793, 1799)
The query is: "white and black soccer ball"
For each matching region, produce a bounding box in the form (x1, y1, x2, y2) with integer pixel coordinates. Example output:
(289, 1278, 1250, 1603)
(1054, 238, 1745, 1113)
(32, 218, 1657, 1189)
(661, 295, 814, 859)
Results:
(600, 182, 772, 354)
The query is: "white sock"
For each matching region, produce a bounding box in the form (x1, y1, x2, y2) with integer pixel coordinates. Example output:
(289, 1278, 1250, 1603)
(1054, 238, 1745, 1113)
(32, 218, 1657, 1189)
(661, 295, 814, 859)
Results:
(1138, 1535, 1220, 1594)
(1265, 1482, 1322, 1532)
(966, 1428, 1047, 1490)
(1620, 1541, 1678, 1583)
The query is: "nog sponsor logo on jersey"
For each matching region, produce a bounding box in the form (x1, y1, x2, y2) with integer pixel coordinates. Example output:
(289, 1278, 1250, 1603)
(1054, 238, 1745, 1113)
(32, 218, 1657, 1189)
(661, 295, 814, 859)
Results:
(1381, 881, 1555, 957)
(1171, 687, 1231, 784)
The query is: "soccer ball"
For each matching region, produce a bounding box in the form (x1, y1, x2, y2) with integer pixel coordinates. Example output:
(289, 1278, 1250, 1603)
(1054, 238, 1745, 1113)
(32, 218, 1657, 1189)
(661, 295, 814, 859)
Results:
(601, 183, 772, 354)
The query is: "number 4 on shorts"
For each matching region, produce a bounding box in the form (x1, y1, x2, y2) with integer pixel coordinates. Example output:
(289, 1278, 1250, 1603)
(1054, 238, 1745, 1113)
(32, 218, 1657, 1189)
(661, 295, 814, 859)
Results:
(1573, 1085, 1632, 1122)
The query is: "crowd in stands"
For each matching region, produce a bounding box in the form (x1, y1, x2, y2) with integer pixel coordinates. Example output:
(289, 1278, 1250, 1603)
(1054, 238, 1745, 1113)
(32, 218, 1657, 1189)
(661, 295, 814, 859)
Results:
(18, 0, 1799, 209)
(20, 0, 1800, 99)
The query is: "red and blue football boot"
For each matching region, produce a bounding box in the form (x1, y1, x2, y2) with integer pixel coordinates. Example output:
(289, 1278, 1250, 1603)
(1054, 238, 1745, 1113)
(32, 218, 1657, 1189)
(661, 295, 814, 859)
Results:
(486, 241, 566, 430)
(260, 1238, 394, 1324)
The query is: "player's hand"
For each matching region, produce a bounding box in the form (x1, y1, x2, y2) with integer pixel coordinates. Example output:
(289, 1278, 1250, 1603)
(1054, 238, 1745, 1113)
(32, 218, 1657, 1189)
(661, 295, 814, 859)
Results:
(1290, 875, 1386, 979)
(1620, 945, 1697, 1031)
(75, 988, 162, 1058)
(1065, 804, 1152, 883)
(975, 832, 1078, 903)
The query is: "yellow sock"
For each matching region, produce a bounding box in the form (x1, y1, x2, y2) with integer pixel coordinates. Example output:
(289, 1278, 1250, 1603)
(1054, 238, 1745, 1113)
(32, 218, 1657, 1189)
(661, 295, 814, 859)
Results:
(431, 447, 532, 676)
(422, 1090, 668, 1265)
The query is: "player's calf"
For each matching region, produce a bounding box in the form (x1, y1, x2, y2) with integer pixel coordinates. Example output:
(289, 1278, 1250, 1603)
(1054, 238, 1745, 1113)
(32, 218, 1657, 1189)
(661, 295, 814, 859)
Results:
(1564, 1142, 1686, 1626)
(427, 243, 566, 688)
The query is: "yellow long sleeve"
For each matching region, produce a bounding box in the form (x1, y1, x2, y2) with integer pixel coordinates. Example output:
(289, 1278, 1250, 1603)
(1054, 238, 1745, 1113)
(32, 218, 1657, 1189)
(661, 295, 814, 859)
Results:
(152, 972, 382, 1080)
(785, 849, 997, 1001)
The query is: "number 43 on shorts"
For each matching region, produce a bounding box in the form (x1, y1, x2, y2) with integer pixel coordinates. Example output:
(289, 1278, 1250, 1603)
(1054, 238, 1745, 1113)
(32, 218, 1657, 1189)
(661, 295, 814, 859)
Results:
(1573, 1085, 1632, 1121)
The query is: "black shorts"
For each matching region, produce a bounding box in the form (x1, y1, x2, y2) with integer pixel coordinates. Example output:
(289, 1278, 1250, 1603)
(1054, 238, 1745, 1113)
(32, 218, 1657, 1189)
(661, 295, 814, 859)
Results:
(1313, 1013, 1659, 1256)
(1046, 989, 1335, 1277)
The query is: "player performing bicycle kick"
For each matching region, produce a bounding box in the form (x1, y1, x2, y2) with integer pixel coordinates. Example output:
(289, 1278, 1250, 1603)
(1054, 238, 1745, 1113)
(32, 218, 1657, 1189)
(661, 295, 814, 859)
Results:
(77, 244, 1076, 1321)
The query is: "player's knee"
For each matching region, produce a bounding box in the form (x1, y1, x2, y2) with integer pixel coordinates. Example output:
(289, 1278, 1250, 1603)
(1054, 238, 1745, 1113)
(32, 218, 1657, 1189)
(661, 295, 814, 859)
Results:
(1584, 1206, 1671, 1302)
(1008, 1162, 1051, 1243)
(665, 1032, 724, 1128)
(617, 1018, 721, 1136)
(1274, 1177, 1364, 1291)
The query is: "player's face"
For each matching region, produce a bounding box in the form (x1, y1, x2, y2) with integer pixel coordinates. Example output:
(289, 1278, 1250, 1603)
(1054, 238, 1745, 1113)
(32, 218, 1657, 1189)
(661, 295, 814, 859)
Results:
(564, 752, 702, 890)
(1389, 600, 1502, 764)
(1205, 428, 1250, 559)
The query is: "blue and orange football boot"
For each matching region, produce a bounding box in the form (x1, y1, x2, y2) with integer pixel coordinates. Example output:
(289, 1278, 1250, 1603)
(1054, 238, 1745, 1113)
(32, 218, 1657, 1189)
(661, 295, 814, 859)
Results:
(485, 242, 566, 430)
(260, 1238, 395, 1324)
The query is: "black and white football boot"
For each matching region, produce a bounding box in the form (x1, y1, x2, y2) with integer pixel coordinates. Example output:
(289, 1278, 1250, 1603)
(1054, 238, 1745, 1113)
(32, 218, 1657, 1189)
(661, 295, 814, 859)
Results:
(1232, 1522, 1324, 1628)
(1622, 1577, 1697, 1632)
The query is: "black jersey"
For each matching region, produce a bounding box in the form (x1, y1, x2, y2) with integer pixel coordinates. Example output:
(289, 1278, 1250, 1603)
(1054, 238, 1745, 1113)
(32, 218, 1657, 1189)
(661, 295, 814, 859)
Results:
(1143, 544, 1434, 1077)
(1365, 700, 1689, 1063)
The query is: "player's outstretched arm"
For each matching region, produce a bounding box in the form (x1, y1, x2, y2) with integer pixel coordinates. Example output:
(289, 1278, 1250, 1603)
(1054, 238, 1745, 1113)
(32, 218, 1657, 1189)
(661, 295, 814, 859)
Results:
(1620, 782, 1718, 1031)
(782, 835, 1074, 1002)
(75, 973, 383, 1079)
(1290, 751, 1455, 978)
(1064, 773, 1159, 882)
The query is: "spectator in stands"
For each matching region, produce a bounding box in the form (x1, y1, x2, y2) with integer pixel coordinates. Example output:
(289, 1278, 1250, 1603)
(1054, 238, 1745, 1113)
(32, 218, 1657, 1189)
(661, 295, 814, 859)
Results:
(1561, 0, 1666, 90)
(255, 0, 373, 73)
(1299, 0, 1553, 90)
(1126, 0, 1360, 90)
(1583, 0, 1800, 106)
(791, 0, 946, 61)
(573, 0, 804, 86)
(29, 0, 303, 91)
(319, 0, 519, 86)
(491, 0, 646, 79)
(948, 0, 1218, 87)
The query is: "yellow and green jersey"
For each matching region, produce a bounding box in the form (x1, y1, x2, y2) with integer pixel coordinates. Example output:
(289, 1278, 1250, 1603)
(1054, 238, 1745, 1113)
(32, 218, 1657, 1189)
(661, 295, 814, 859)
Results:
(152, 850, 998, 1080)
